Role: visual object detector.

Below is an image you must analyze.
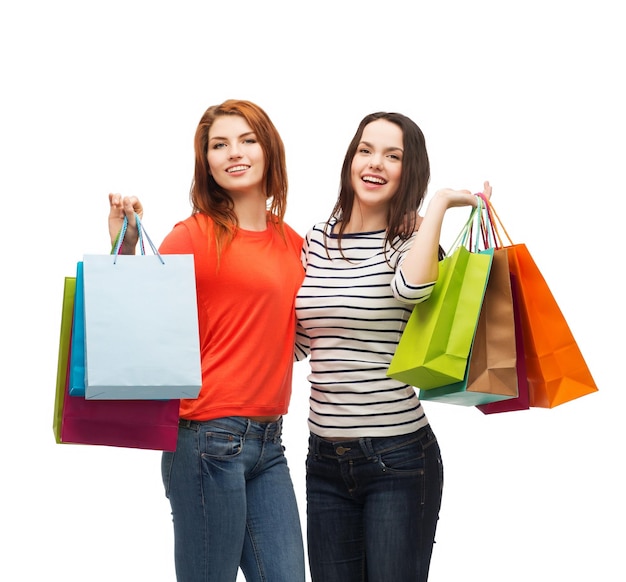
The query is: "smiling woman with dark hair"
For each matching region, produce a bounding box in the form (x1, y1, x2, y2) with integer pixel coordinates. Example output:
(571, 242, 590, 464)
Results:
(297, 111, 491, 582)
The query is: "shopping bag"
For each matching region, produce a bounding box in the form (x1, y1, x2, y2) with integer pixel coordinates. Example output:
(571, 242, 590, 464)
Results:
(477, 273, 530, 414)
(82, 215, 202, 400)
(68, 261, 86, 396)
(483, 198, 598, 408)
(387, 199, 494, 389)
(53, 277, 76, 442)
(465, 248, 518, 399)
(53, 277, 181, 450)
(419, 247, 518, 405)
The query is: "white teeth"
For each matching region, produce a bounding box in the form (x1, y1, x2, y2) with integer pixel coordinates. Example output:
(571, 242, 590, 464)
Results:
(363, 176, 386, 184)
(227, 165, 249, 173)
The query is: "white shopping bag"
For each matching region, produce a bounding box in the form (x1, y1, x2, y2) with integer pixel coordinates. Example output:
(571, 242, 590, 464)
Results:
(82, 216, 202, 400)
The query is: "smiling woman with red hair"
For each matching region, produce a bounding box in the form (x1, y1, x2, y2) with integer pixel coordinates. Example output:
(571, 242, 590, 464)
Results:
(108, 99, 306, 582)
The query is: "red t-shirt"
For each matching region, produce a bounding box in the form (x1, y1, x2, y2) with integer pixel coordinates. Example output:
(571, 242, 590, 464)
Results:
(159, 213, 304, 420)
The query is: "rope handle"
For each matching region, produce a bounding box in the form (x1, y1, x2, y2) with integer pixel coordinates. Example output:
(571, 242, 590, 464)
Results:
(475, 193, 514, 249)
(446, 195, 485, 255)
(110, 213, 164, 264)
(472, 192, 497, 249)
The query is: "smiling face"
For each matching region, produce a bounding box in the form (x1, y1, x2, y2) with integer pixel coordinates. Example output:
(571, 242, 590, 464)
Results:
(350, 119, 404, 214)
(206, 114, 266, 198)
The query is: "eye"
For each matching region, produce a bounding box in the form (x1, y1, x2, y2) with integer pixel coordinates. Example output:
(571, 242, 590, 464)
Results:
(211, 142, 226, 149)
(243, 138, 257, 144)
(358, 147, 371, 154)
(388, 153, 402, 161)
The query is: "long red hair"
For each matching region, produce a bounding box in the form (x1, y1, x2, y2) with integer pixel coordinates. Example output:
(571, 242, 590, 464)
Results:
(190, 99, 288, 255)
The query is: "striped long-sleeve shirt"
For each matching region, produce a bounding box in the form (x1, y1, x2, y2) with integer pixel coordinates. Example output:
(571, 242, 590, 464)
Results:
(295, 220, 436, 439)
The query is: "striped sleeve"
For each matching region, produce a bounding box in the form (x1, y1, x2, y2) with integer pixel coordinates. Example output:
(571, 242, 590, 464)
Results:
(391, 233, 436, 304)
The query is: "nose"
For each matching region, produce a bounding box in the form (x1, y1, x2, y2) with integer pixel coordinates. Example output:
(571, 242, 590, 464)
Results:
(368, 155, 383, 169)
(228, 143, 242, 159)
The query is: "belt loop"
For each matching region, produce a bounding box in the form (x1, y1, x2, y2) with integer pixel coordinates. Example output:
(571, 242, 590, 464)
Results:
(361, 437, 375, 458)
(312, 433, 321, 456)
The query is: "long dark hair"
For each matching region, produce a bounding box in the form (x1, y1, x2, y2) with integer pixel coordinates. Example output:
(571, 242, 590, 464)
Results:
(328, 111, 431, 255)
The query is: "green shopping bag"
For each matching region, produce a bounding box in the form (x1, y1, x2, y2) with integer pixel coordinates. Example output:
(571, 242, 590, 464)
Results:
(418, 249, 518, 405)
(53, 277, 76, 443)
(418, 198, 521, 405)
(387, 200, 493, 389)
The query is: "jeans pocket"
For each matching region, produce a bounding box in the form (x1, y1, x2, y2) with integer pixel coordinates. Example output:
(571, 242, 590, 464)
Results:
(305, 451, 322, 474)
(202, 431, 243, 459)
(377, 440, 425, 474)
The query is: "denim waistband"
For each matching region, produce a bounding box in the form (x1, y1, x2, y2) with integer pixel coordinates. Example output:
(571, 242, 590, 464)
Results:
(179, 415, 283, 439)
(309, 425, 435, 461)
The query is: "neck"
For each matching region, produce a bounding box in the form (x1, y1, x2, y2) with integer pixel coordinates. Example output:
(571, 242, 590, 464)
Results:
(233, 194, 268, 231)
(343, 206, 388, 234)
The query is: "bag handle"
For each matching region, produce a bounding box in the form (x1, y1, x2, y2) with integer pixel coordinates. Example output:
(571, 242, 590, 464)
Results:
(111, 213, 143, 255)
(467, 193, 497, 251)
(475, 193, 514, 249)
(468, 195, 494, 251)
(111, 213, 164, 264)
(446, 195, 485, 255)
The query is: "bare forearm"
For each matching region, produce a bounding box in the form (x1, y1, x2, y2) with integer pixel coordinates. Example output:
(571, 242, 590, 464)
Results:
(400, 186, 484, 285)
(401, 195, 448, 285)
(117, 239, 137, 255)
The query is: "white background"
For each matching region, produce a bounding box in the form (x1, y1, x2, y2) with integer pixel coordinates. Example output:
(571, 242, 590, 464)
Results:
(1, 1, 623, 580)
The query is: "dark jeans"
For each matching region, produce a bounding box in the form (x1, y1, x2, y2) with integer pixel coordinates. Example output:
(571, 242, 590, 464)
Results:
(306, 425, 444, 582)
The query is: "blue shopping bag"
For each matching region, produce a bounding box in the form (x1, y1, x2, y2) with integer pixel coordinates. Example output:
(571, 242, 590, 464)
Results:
(68, 261, 86, 396)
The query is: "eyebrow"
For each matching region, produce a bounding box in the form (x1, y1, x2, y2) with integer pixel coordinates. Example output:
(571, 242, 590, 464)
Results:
(359, 140, 404, 153)
(209, 131, 256, 142)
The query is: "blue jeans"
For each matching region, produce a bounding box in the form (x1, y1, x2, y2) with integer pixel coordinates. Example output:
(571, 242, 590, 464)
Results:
(306, 425, 444, 582)
(161, 416, 305, 582)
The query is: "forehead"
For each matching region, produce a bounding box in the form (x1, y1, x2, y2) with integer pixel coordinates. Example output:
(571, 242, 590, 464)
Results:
(361, 119, 403, 147)
(208, 114, 253, 138)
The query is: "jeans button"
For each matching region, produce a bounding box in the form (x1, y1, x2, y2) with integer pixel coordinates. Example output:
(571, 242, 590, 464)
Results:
(335, 446, 351, 455)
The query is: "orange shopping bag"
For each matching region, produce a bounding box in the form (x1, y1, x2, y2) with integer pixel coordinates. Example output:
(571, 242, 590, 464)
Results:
(479, 195, 598, 408)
